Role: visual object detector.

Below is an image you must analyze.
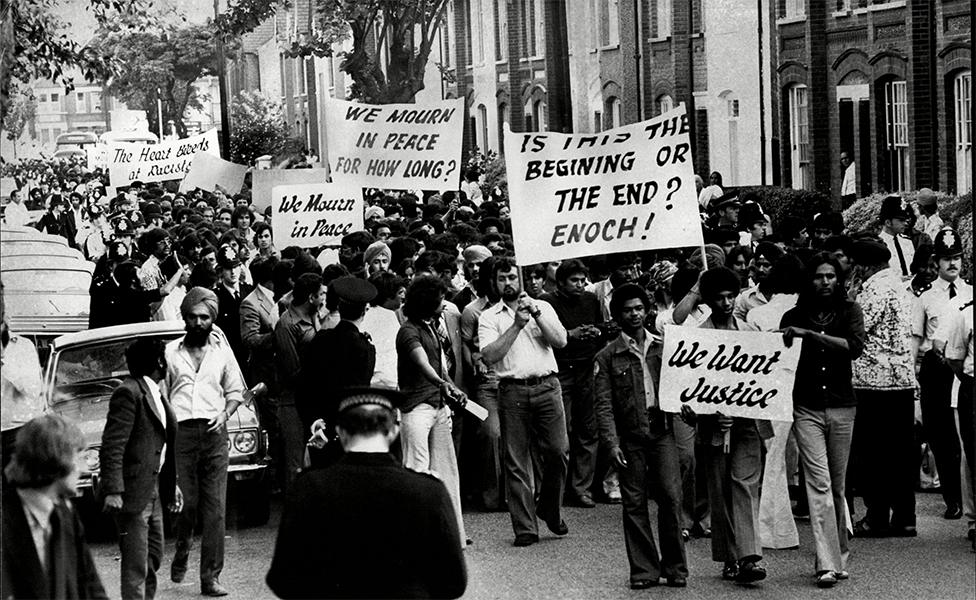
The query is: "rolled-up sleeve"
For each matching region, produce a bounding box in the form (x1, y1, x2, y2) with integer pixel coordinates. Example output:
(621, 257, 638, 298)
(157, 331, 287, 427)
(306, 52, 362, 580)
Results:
(221, 343, 247, 405)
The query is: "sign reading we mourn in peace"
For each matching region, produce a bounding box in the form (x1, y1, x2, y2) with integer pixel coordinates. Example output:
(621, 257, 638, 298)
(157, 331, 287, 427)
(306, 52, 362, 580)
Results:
(271, 181, 364, 249)
(324, 97, 465, 189)
(659, 327, 802, 422)
(503, 106, 703, 265)
(106, 129, 219, 187)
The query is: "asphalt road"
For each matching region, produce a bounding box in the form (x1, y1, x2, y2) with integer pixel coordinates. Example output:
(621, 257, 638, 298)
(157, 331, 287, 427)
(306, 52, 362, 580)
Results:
(89, 492, 975, 600)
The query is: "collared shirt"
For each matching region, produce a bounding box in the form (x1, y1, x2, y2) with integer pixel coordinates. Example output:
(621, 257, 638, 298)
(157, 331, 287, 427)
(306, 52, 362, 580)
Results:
(620, 330, 657, 408)
(878, 230, 915, 280)
(585, 279, 615, 321)
(655, 305, 710, 336)
(361, 305, 400, 389)
(733, 285, 769, 321)
(841, 163, 856, 196)
(478, 300, 562, 379)
(943, 302, 974, 376)
(138, 255, 166, 291)
(915, 212, 944, 241)
(852, 268, 916, 390)
(274, 306, 319, 389)
(17, 489, 55, 572)
(4, 201, 29, 227)
(1, 335, 44, 432)
(255, 283, 275, 309)
(164, 332, 245, 422)
(912, 277, 973, 353)
(143, 376, 167, 470)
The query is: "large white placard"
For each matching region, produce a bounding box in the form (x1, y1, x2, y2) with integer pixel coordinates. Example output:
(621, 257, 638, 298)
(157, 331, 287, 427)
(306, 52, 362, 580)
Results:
(324, 97, 465, 190)
(659, 326, 801, 422)
(251, 168, 331, 211)
(106, 129, 219, 187)
(86, 145, 108, 170)
(271, 182, 364, 249)
(503, 106, 703, 265)
(179, 153, 248, 195)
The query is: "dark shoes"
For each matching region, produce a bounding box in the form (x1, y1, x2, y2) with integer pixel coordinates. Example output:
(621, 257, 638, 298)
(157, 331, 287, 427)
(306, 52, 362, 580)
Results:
(545, 518, 569, 536)
(567, 494, 596, 508)
(170, 553, 188, 583)
(889, 524, 917, 537)
(690, 523, 712, 538)
(721, 562, 739, 581)
(735, 561, 767, 584)
(629, 579, 658, 589)
(816, 571, 838, 588)
(513, 533, 539, 547)
(666, 576, 688, 588)
(853, 518, 888, 538)
(944, 504, 963, 520)
(201, 580, 228, 597)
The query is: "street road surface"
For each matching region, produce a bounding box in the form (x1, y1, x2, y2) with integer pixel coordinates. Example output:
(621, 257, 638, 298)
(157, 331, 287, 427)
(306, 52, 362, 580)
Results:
(89, 492, 975, 600)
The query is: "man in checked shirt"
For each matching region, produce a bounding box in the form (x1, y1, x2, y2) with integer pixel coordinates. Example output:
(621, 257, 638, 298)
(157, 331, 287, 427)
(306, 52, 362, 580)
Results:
(165, 287, 246, 597)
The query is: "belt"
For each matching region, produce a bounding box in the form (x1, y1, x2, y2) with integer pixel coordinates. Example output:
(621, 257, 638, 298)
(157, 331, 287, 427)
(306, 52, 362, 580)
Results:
(499, 373, 555, 387)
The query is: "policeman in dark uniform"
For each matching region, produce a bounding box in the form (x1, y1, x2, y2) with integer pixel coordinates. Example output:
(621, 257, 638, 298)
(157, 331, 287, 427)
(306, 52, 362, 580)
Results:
(299, 276, 378, 467)
(266, 387, 467, 599)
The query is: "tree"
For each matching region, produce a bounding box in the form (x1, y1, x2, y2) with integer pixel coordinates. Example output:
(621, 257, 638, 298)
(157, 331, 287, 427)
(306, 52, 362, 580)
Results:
(0, 0, 156, 122)
(230, 91, 291, 165)
(1, 84, 38, 145)
(89, 22, 233, 138)
(217, 0, 451, 104)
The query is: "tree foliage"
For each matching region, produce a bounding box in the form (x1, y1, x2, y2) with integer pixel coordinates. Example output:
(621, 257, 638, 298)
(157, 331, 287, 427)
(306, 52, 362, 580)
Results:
(89, 22, 233, 138)
(1, 83, 38, 143)
(0, 0, 156, 122)
(230, 90, 291, 165)
(216, 0, 451, 104)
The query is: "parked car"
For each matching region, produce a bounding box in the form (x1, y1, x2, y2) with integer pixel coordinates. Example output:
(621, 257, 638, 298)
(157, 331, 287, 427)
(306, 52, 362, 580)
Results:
(44, 321, 272, 528)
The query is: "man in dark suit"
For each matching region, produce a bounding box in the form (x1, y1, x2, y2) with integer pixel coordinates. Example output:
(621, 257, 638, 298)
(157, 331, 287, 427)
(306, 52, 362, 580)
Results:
(300, 276, 377, 467)
(100, 338, 182, 600)
(215, 244, 252, 371)
(240, 256, 281, 484)
(266, 387, 466, 599)
(2, 414, 108, 599)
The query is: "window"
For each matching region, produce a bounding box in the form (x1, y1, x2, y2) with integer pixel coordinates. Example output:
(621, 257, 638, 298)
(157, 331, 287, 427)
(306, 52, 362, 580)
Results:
(494, 0, 508, 61)
(441, 3, 454, 68)
(40, 129, 51, 145)
(954, 71, 972, 194)
(883, 79, 910, 191)
(497, 102, 509, 154)
(657, 94, 674, 115)
(606, 97, 622, 128)
(477, 104, 489, 152)
(784, 0, 805, 18)
(597, 0, 620, 47)
(92, 92, 102, 112)
(594, 110, 603, 133)
(50, 93, 59, 102)
(787, 84, 810, 190)
(297, 57, 308, 96)
(726, 96, 740, 184)
(279, 54, 287, 100)
(653, 0, 671, 38)
(472, 0, 484, 63)
(522, 0, 542, 57)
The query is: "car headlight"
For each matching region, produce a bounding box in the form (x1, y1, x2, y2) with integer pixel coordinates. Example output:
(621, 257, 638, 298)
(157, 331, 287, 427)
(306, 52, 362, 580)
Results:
(232, 430, 257, 454)
(84, 448, 100, 473)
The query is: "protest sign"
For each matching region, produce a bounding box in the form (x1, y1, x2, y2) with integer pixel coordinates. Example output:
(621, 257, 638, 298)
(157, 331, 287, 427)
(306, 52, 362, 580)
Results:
(658, 326, 801, 422)
(106, 129, 219, 187)
(271, 181, 364, 249)
(324, 97, 465, 189)
(179, 152, 248, 195)
(251, 168, 331, 211)
(503, 106, 703, 265)
(86, 145, 108, 170)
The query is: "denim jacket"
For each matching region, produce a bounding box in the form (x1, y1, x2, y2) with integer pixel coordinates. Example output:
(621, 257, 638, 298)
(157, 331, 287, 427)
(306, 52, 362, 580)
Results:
(593, 332, 668, 451)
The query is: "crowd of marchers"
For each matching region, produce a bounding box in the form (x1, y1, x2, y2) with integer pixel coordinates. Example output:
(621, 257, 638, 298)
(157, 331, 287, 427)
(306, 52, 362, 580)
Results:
(1, 157, 973, 599)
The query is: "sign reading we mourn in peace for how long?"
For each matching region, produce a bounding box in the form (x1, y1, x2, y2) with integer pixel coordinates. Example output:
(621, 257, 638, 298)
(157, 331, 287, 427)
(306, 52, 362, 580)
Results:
(271, 181, 364, 249)
(503, 106, 703, 265)
(106, 129, 219, 187)
(658, 326, 802, 422)
(324, 97, 465, 189)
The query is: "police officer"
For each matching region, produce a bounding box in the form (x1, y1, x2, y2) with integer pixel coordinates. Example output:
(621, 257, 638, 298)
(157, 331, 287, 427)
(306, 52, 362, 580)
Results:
(913, 228, 973, 520)
(299, 276, 378, 467)
(877, 195, 915, 281)
(266, 387, 467, 599)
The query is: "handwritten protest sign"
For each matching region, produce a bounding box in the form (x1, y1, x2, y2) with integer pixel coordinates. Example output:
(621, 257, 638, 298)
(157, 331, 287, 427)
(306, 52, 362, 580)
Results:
(86, 146, 108, 170)
(251, 168, 331, 211)
(324, 97, 464, 189)
(106, 129, 219, 187)
(179, 153, 248, 195)
(271, 181, 363, 248)
(659, 326, 801, 422)
(503, 106, 703, 265)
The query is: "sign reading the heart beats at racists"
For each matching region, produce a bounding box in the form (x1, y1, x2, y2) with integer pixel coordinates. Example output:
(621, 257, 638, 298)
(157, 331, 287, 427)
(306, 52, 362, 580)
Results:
(271, 181, 364, 249)
(106, 129, 220, 186)
(324, 97, 465, 190)
(658, 326, 802, 422)
(503, 106, 704, 265)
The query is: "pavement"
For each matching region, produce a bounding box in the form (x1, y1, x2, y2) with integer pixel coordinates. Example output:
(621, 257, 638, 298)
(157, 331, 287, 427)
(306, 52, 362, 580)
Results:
(89, 491, 975, 600)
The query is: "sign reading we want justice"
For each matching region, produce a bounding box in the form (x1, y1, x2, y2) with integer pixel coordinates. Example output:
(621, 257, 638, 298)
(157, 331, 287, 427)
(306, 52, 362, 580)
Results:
(503, 107, 703, 265)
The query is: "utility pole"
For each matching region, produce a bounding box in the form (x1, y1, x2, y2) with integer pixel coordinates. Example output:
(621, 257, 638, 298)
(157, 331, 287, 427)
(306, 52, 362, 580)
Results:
(156, 87, 164, 141)
(214, 0, 231, 157)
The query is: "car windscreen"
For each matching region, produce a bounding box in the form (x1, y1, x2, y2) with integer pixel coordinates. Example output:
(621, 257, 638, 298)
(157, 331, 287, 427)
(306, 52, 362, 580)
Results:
(51, 340, 133, 405)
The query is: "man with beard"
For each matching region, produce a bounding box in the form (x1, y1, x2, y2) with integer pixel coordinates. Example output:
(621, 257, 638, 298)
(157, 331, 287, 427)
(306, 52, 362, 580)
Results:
(452, 245, 492, 311)
(165, 287, 247, 596)
(733, 242, 785, 321)
(479, 257, 569, 546)
(913, 229, 972, 520)
(593, 283, 688, 589)
(540, 259, 604, 508)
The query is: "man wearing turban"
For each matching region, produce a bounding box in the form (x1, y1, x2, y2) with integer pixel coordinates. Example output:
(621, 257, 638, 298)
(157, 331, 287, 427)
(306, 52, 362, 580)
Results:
(165, 286, 247, 597)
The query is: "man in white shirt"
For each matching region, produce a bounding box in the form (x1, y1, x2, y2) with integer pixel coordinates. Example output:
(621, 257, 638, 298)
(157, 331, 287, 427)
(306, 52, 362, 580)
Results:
(361, 271, 406, 389)
(877, 195, 915, 281)
(3, 188, 29, 227)
(165, 287, 246, 597)
(479, 257, 569, 547)
(913, 229, 972, 520)
(840, 152, 856, 208)
(914, 188, 944, 241)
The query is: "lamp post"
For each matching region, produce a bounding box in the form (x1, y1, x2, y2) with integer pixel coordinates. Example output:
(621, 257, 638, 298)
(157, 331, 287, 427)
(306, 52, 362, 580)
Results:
(214, 0, 231, 158)
(157, 87, 164, 141)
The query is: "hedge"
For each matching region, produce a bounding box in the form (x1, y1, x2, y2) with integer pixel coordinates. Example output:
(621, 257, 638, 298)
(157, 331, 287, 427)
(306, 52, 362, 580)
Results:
(733, 186, 833, 230)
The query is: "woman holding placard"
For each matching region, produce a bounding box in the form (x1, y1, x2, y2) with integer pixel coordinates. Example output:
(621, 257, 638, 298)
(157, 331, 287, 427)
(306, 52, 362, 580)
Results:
(779, 253, 865, 588)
